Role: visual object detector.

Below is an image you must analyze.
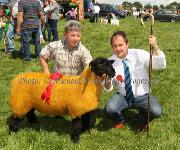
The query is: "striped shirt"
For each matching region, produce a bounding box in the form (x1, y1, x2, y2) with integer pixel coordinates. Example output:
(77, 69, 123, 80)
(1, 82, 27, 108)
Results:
(40, 40, 92, 75)
(18, 0, 42, 29)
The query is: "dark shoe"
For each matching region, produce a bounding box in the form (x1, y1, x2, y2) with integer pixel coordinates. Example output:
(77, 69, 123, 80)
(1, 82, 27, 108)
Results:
(5, 51, 13, 55)
(18, 52, 24, 58)
(114, 123, 125, 129)
(25, 58, 31, 61)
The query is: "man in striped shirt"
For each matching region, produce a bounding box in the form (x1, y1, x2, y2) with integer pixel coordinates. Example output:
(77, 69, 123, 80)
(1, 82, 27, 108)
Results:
(17, 0, 45, 61)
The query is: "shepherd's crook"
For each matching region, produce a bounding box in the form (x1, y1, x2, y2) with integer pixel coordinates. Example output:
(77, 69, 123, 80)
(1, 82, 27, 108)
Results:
(147, 13, 154, 133)
(140, 12, 154, 27)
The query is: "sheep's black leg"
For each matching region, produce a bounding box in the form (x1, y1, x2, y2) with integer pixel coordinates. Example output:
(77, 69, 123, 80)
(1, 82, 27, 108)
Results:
(71, 117, 83, 143)
(8, 116, 22, 133)
(26, 109, 38, 124)
(81, 112, 91, 132)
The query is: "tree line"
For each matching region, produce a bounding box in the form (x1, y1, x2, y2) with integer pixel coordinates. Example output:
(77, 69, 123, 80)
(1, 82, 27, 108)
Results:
(122, 1, 180, 10)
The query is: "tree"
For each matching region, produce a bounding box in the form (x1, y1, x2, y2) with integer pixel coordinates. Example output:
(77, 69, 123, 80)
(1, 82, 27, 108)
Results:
(165, 2, 178, 9)
(160, 4, 165, 9)
(165, 5, 171, 9)
(177, 3, 180, 9)
(132, 2, 143, 9)
(170, 2, 178, 9)
(153, 5, 159, 11)
(122, 1, 131, 8)
(144, 4, 152, 9)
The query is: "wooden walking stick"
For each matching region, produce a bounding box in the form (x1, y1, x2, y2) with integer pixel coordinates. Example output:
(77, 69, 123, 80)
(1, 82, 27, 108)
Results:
(147, 13, 154, 133)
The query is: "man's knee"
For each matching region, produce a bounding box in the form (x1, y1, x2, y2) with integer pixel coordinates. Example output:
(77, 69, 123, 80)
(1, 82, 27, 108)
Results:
(105, 102, 116, 116)
(151, 104, 162, 118)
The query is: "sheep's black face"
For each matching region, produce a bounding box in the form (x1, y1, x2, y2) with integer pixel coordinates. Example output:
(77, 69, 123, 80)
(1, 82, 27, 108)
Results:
(89, 57, 115, 78)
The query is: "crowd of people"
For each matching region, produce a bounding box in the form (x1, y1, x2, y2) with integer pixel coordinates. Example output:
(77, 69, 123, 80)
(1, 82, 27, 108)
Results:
(0, 0, 167, 132)
(0, 0, 77, 60)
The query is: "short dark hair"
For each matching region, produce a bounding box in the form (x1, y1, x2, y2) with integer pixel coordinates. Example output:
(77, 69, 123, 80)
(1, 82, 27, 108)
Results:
(111, 31, 128, 45)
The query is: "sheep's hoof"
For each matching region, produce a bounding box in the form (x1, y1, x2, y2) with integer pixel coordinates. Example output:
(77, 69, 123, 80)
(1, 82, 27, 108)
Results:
(8, 117, 21, 134)
(71, 134, 80, 143)
(9, 126, 19, 134)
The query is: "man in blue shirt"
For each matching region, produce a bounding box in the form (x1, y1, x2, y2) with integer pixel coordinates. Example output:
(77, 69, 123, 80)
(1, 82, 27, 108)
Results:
(103, 31, 166, 131)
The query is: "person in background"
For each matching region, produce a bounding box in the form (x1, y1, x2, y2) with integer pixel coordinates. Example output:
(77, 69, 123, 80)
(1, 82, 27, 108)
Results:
(39, 20, 92, 75)
(43, 0, 51, 42)
(88, 0, 95, 23)
(17, 0, 45, 61)
(103, 31, 166, 131)
(65, 8, 77, 21)
(3, 5, 15, 54)
(93, 2, 100, 23)
(12, 0, 19, 35)
(38, 0, 45, 44)
(47, 0, 59, 42)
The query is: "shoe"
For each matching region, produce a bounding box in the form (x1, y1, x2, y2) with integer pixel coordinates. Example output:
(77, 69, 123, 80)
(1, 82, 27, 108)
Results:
(25, 58, 31, 62)
(114, 123, 125, 129)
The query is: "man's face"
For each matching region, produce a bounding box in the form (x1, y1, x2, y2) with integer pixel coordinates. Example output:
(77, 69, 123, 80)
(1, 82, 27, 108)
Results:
(112, 35, 128, 59)
(64, 30, 81, 49)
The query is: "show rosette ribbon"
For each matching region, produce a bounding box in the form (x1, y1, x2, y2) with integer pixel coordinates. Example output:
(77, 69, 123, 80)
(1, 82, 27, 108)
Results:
(41, 72, 63, 104)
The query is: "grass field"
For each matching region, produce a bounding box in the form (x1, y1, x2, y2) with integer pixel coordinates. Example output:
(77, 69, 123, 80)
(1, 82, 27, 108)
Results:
(0, 17, 180, 150)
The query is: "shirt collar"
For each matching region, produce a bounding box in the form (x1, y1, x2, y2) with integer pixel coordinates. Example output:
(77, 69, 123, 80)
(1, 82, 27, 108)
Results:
(62, 39, 80, 51)
(111, 50, 133, 64)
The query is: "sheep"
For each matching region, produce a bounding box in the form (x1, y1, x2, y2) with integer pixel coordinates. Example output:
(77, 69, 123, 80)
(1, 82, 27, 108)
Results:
(8, 57, 115, 143)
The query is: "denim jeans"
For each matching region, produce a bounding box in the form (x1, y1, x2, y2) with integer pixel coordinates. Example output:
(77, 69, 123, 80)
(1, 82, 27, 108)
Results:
(5, 22, 15, 52)
(48, 19, 58, 41)
(13, 18, 17, 35)
(105, 93, 162, 124)
(94, 13, 99, 23)
(22, 28, 41, 60)
(43, 22, 51, 42)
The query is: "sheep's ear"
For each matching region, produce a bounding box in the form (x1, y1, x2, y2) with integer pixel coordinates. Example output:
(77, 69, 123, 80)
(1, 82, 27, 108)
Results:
(109, 60, 115, 64)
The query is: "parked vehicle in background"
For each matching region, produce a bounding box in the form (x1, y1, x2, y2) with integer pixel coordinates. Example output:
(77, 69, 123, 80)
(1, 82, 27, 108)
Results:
(153, 9, 180, 22)
(99, 4, 125, 18)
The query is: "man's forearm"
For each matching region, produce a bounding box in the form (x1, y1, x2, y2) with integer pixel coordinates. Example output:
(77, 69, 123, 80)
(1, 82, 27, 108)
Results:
(39, 56, 50, 73)
(17, 12, 23, 29)
(39, 11, 45, 27)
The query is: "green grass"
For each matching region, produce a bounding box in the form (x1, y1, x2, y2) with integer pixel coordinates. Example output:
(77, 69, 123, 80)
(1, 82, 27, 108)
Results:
(0, 17, 180, 149)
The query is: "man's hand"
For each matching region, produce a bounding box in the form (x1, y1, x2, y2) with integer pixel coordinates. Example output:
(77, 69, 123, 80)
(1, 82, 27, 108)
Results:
(149, 35, 158, 48)
(41, 23, 45, 30)
(16, 26, 21, 35)
(149, 35, 160, 55)
(102, 74, 112, 90)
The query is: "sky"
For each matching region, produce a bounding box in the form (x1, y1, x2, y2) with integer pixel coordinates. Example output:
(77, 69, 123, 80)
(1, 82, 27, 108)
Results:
(96, 0, 180, 6)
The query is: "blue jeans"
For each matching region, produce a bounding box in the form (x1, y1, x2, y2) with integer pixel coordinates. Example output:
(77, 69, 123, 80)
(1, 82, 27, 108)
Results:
(5, 22, 15, 52)
(42, 22, 51, 42)
(22, 28, 41, 60)
(13, 18, 17, 35)
(94, 13, 99, 23)
(105, 93, 162, 124)
(48, 19, 58, 42)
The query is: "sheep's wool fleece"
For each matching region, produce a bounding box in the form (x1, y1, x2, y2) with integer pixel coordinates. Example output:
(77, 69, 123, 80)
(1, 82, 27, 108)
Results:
(9, 67, 102, 118)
